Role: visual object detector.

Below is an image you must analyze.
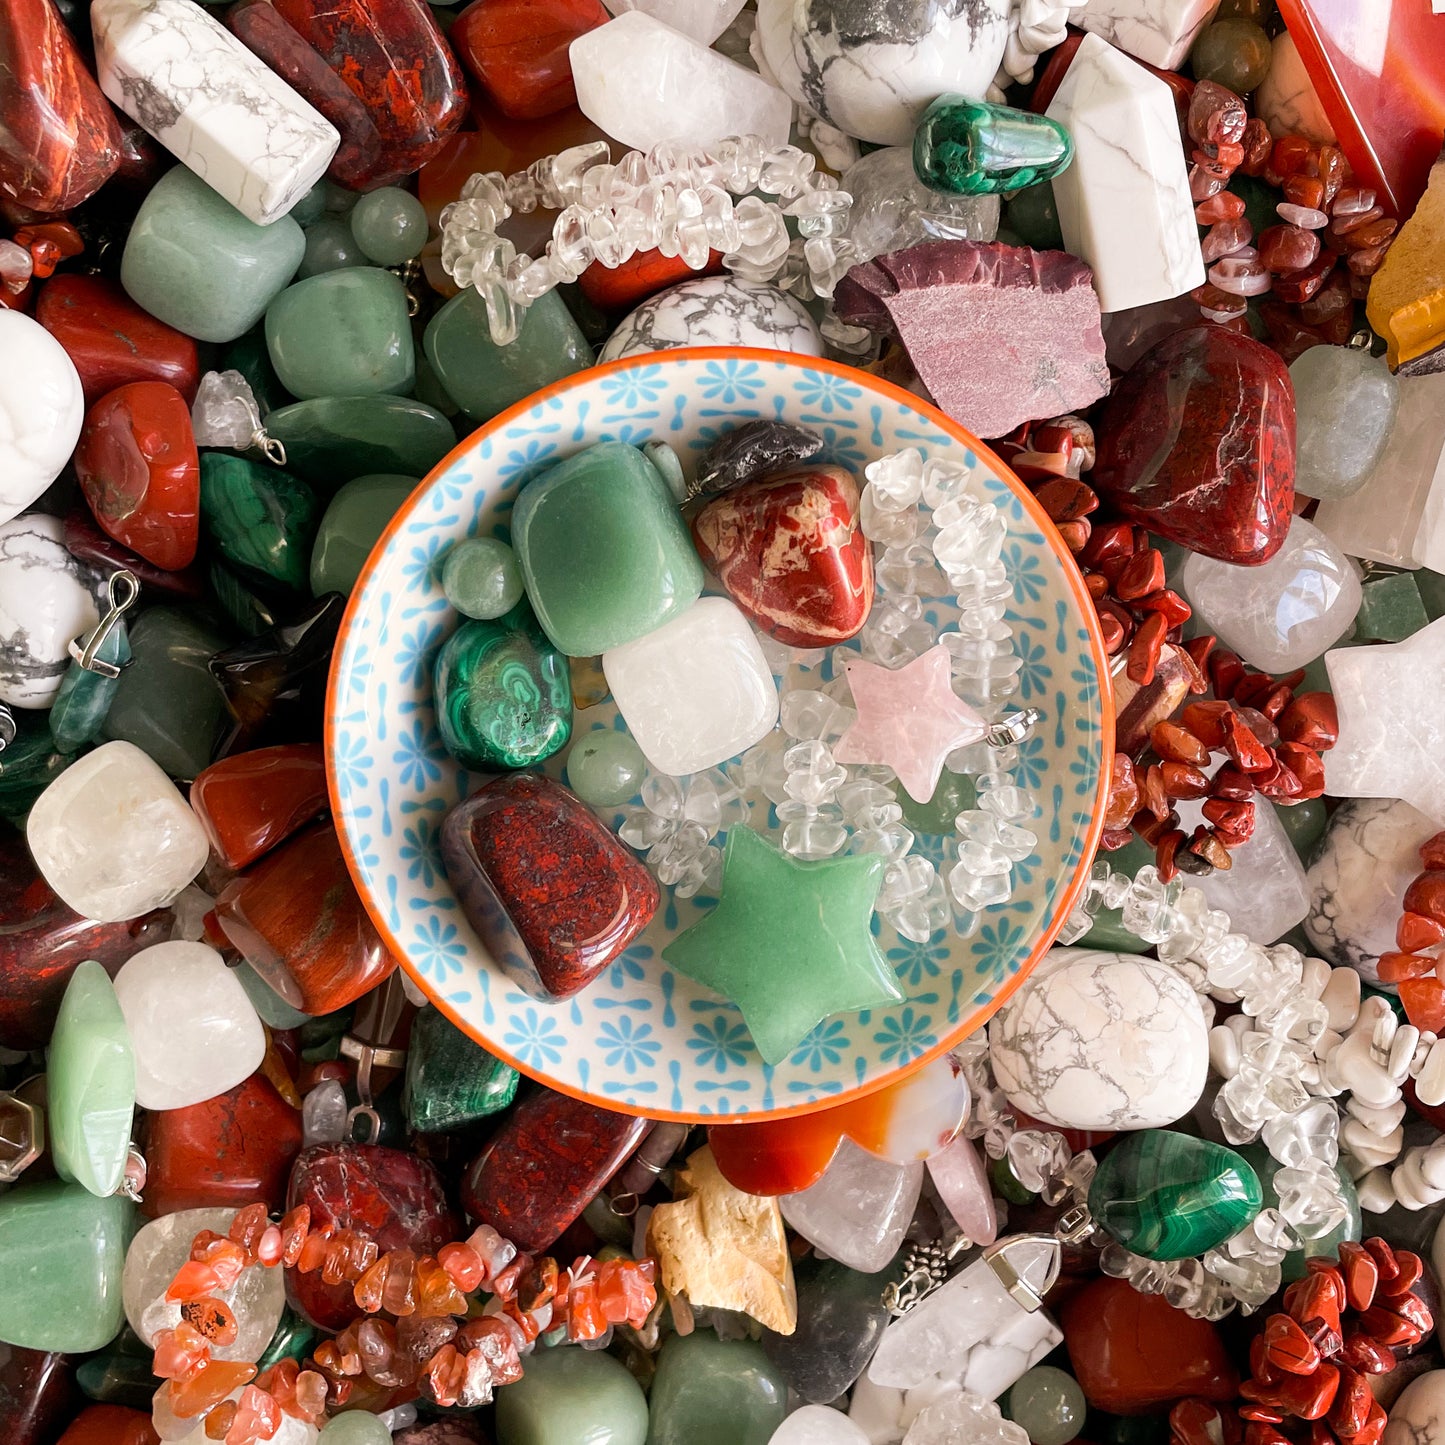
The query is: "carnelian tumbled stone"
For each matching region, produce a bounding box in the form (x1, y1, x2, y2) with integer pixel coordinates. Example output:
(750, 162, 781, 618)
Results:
(56, 1405, 161, 1445)
(450, 0, 609, 120)
(189, 743, 328, 870)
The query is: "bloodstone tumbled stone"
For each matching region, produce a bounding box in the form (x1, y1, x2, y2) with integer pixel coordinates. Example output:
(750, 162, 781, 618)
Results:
(1091, 325, 1297, 565)
(441, 773, 659, 1001)
(833, 239, 1109, 439)
(285, 1143, 458, 1330)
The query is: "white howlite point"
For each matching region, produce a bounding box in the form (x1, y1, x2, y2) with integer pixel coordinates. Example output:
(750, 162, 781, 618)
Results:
(1076, 0, 1221, 69)
(1046, 32, 1204, 313)
(91, 0, 339, 225)
(571, 11, 793, 152)
(0, 312, 85, 523)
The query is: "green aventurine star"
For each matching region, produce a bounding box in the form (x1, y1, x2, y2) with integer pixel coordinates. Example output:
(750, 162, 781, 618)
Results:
(662, 826, 904, 1066)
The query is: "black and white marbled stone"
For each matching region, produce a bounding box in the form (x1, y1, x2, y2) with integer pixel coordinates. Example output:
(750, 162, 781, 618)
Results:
(599, 275, 824, 361)
(754, 0, 1010, 146)
(0, 514, 101, 710)
(91, 0, 339, 225)
(1305, 797, 1440, 989)
(1076, 0, 1221, 70)
(0, 313, 84, 526)
(987, 946, 1209, 1131)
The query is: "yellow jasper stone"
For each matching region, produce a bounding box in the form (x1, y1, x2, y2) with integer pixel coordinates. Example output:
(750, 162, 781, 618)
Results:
(1368, 147, 1445, 368)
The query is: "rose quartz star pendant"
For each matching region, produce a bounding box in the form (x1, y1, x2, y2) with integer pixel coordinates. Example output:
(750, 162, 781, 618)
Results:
(834, 644, 988, 803)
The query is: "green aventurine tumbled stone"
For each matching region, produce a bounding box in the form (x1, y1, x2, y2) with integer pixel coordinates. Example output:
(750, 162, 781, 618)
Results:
(424, 287, 592, 422)
(120, 166, 304, 345)
(512, 442, 704, 657)
(495, 1345, 648, 1445)
(200, 453, 322, 593)
(914, 97, 1074, 196)
(310, 474, 415, 597)
(434, 603, 572, 770)
(101, 608, 229, 781)
(646, 1332, 788, 1445)
(265, 267, 415, 401)
(1355, 571, 1429, 642)
(1088, 1129, 1262, 1261)
(48, 961, 136, 1198)
(0, 1181, 133, 1351)
(49, 619, 130, 753)
(266, 396, 456, 486)
(1082, 834, 1155, 955)
(897, 770, 975, 835)
(402, 1007, 519, 1131)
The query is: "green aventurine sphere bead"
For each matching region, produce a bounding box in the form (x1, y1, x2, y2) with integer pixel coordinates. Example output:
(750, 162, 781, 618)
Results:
(442, 536, 525, 619)
(566, 729, 647, 807)
(1190, 18, 1273, 92)
(318, 1413, 392, 1445)
(914, 96, 1074, 196)
(350, 186, 429, 265)
(1008, 1367, 1086, 1445)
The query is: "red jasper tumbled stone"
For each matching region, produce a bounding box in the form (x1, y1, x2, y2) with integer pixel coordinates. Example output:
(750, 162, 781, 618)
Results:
(189, 743, 330, 871)
(1091, 325, 1297, 566)
(450, 0, 609, 121)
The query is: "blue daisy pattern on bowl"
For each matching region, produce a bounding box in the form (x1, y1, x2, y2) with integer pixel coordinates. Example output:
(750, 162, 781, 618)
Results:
(327, 353, 1108, 1119)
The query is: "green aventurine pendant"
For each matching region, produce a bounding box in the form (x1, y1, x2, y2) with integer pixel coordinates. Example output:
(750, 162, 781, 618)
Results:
(1088, 1129, 1263, 1261)
(914, 97, 1074, 196)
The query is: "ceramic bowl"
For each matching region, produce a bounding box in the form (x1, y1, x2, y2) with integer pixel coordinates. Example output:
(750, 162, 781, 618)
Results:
(326, 348, 1113, 1122)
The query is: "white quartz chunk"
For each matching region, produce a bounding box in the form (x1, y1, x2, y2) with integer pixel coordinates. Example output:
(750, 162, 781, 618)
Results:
(27, 740, 210, 921)
(604, 596, 779, 776)
(1180, 517, 1361, 673)
(770, 1406, 872, 1445)
(0, 312, 84, 523)
(570, 11, 792, 151)
(1046, 33, 1204, 313)
(780, 1140, 922, 1273)
(1291, 345, 1401, 500)
(1077, 0, 1221, 69)
(91, 0, 339, 225)
(602, 0, 747, 45)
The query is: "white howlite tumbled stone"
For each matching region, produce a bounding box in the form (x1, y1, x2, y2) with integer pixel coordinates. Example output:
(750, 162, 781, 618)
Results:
(988, 947, 1208, 1131)
(604, 597, 779, 776)
(113, 942, 265, 1109)
(1046, 33, 1204, 313)
(90, 0, 339, 225)
(1077, 0, 1221, 69)
(26, 740, 210, 921)
(1180, 517, 1361, 674)
(1305, 798, 1440, 988)
(570, 11, 792, 152)
(0, 512, 100, 709)
(124, 1208, 285, 1361)
(1291, 346, 1401, 500)
(0, 312, 85, 523)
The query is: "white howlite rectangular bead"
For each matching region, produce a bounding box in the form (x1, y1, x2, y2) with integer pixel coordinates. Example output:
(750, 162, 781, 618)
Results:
(1046, 33, 1204, 313)
(91, 0, 339, 226)
(1077, 0, 1222, 69)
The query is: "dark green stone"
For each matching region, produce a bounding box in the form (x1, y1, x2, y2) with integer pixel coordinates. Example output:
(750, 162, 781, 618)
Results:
(403, 1006, 519, 1132)
(1004, 183, 1064, 251)
(266, 396, 456, 487)
(897, 770, 975, 835)
(1416, 568, 1445, 621)
(433, 602, 572, 771)
(646, 1332, 787, 1445)
(209, 562, 280, 638)
(1190, 18, 1272, 92)
(199, 453, 322, 593)
(989, 1153, 1035, 1204)
(0, 718, 80, 824)
(1275, 798, 1328, 863)
(1088, 1129, 1262, 1261)
(222, 329, 293, 418)
(258, 1309, 319, 1371)
(1355, 572, 1428, 642)
(914, 97, 1073, 196)
(1241, 1144, 1359, 1282)
(76, 1350, 155, 1409)
(1083, 834, 1155, 954)
(49, 621, 130, 753)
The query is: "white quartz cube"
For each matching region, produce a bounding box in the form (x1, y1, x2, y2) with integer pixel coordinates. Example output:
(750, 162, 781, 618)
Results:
(1046, 33, 1204, 313)
(26, 740, 210, 922)
(1077, 0, 1221, 69)
(114, 942, 266, 1109)
(1180, 516, 1361, 673)
(603, 596, 779, 776)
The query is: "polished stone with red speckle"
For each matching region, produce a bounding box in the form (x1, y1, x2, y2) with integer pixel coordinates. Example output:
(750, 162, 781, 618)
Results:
(1091, 325, 1297, 566)
(693, 464, 874, 648)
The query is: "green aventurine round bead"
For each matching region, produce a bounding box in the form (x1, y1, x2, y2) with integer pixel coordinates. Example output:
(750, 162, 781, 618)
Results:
(566, 729, 647, 808)
(349, 186, 429, 265)
(1007, 1366, 1086, 1445)
(1088, 1130, 1263, 1261)
(298, 217, 367, 279)
(647, 1332, 788, 1445)
(495, 1345, 648, 1445)
(318, 1413, 391, 1445)
(914, 97, 1074, 197)
(442, 536, 526, 620)
(200, 453, 322, 593)
(434, 602, 572, 771)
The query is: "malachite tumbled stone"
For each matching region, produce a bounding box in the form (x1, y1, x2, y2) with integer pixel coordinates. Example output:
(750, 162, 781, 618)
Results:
(309, 473, 415, 597)
(495, 1345, 648, 1445)
(0, 1181, 133, 1352)
(646, 1331, 788, 1445)
(264, 267, 415, 402)
(199, 453, 322, 593)
(120, 165, 305, 345)
(442, 536, 525, 620)
(1088, 1130, 1262, 1262)
(434, 602, 572, 771)
(423, 287, 592, 423)
(512, 442, 704, 657)
(914, 97, 1074, 196)
(402, 1006, 519, 1132)
(48, 960, 136, 1198)
(265, 396, 457, 486)
(565, 728, 647, 808)
(49, 619, 130, 754)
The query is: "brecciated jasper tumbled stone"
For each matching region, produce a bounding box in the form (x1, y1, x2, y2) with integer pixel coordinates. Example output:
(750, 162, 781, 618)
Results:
(440, 773, 659, 1002)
